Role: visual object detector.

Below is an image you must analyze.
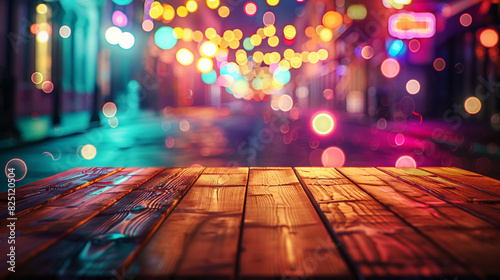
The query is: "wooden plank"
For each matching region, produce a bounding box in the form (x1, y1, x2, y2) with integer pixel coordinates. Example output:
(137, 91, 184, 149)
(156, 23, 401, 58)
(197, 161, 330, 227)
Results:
(295, 167, 469, 279)
(0, 168, 164, 278)
(239, 168, 352, 279)
(338, 167, 500, 277)
(11, 168, 203, 279)
(422, 167, 500, 197)
(379, 167, 500, 228)
(0, 167, 121, 220)
(248, 167, 299, 186)
(131, 167, 248, 279)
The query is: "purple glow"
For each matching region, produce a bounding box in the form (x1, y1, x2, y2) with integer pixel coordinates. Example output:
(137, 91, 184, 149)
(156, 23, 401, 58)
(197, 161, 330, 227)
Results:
(388, 12, 436, 39)
(112, 11, 128, 27)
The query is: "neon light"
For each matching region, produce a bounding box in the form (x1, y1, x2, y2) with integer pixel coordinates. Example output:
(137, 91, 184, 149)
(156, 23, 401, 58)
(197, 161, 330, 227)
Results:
(388, 12, 436, 39)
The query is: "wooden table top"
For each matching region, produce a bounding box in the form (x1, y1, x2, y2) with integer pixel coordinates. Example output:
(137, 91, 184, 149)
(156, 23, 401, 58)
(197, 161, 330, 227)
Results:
(1, 167, 499, 279)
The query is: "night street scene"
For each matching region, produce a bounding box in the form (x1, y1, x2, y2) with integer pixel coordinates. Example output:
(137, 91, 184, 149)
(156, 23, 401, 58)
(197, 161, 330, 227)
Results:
(1, 0, 500, 279)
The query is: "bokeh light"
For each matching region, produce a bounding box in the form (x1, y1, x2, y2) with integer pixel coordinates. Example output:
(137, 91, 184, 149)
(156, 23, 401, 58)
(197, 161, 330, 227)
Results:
(31, 72, 43, 84)
(312, 112, 335, 135)
(119, 32, 135, 49)
(460, 13, 472, 27)
(218, 6, 230, 18)
(273, 67, 291, 86)
(244, 2, 258, 16)
(263, 12, 275, 26)
(59, 26, 71, 38)
(102, 102, 117, 117)
(207, 0, 220, 9)
(433, 58, 446, 71)
(108, 117, 119, 128)
(142, 20, 154, 32)
(154, 26, 177, 50)
(105, 26, 122, 45)
(283, 25, 296, 39)
(202, 70, 217, 84)
(267, 0, 279, 6)
(395, 156, 417, 168)
(81, 144, 97, 160)
(112, 11, 128, 27)
(479, 29, 499, 48)
(41, 81, 54, 93)
(321, 147, 346, 167)
(162, 5, 175, 21)
(176, 48, 194, 66)
(179, 120, 190, 131)
(464, 97, 481, 114)
(406, 79, 420, 94)
(322, 11, 343, 30)
(36, 4, 48, 14)
(395, 134, 405, 146)
(186, 0, 198, 12)
(200, 41, 217, 57)
(177, 6, 188, 17)
(347, 4, 367, 20)
(381, 58, 400, 78)
(278, 95, 293, 112)
(37, 31, 49, 42)
(197, 58, 214, 73)
(361, 46, 374, 59)
(112, 0, 133, 5)
(408, 39, 420, 52)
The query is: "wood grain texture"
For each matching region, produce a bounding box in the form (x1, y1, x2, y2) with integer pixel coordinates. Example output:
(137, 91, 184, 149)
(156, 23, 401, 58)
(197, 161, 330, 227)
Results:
(295, 167, 469, 279)
(248, 167, 300, 186)
(0, 167, 121, 220)
(422, 167, 500, 197)
(131, 167, 248, 279)
(11, 168, 203, 279)
(339, 167, 500, 278)
(239, 168, 352, 280)
(0, 168, 164, 278)
(379, 167, 500, 227)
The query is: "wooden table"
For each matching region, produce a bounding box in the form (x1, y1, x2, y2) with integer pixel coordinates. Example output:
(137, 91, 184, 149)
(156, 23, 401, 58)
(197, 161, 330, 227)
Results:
(1, 167, 499, 279)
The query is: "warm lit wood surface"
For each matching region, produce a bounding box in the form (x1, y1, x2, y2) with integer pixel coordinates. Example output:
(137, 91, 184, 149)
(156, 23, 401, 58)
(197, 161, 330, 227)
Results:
(1, 167, 499, 279)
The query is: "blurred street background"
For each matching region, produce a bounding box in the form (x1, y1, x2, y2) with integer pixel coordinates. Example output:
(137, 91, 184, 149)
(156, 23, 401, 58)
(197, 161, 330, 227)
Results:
(1, 0, 500, 190)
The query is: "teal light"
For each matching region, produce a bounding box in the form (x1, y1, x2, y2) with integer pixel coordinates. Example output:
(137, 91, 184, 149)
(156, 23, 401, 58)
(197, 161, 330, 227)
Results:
(273, 67, 291, 86)
(112, 0, 133, 5)
(154, 27, 177, 50)
(243, 37, 254, 51)
(202, 70, 217, 84)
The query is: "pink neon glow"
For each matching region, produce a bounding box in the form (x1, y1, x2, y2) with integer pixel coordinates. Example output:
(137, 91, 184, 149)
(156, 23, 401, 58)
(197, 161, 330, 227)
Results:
(112, 11, 128, 27)
(395, 156, 417, 168)
(388, 12, 436, 39)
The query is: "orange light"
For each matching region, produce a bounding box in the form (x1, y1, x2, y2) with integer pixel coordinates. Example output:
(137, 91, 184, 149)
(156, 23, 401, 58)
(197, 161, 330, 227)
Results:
(361, 46, 374, 59)
(322, 11, 343, 30)
(479, 29, 499, 48)
(380, 58, 400, 78)
(464, 97, 481, 114)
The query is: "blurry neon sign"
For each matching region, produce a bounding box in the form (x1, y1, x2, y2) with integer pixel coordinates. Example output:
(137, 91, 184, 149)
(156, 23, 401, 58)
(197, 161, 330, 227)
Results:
(388, 12, 436, 39)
